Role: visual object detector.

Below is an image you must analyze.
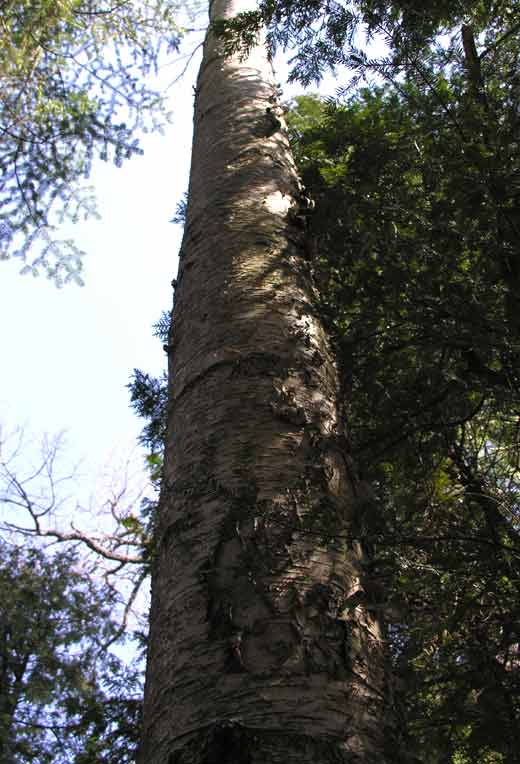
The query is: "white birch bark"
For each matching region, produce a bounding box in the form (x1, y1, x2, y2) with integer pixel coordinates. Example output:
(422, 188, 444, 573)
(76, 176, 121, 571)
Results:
(139, 2, 396, 761)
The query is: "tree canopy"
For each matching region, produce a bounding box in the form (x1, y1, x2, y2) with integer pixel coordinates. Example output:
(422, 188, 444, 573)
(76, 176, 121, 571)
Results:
(0, 0, 183, 284)
(0, 539, 142, 763)
(283, 10, 519, 755)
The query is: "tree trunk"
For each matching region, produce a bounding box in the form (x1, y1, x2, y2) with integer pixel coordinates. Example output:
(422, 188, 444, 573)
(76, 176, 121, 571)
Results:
(139, 2, 395, 761)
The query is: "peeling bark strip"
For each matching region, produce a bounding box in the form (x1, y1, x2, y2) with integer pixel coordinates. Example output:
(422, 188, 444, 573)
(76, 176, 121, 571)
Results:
(139, 2, 395, 762)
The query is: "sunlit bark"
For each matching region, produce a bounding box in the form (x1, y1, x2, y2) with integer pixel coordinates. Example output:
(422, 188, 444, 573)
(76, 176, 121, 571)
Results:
(139, 1, 395, 761)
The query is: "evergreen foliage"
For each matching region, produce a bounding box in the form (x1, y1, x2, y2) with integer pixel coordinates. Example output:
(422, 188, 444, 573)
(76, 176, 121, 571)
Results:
(0, 0, 183, 285)
(129, 367, 168, 457)
(285, 21, 519, 759)
(0, 539, 142, 763)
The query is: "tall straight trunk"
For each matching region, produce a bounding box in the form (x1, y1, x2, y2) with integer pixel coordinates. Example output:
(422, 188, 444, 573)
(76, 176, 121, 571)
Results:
(139, 2, 395, 761)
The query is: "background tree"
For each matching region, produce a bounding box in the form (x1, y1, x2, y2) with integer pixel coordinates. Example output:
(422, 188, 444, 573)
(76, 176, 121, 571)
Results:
(0, 538, 142, 764)
(0, 425, 154, 646)
(0, 0, 185, 284)
(283, 16, 520, 757)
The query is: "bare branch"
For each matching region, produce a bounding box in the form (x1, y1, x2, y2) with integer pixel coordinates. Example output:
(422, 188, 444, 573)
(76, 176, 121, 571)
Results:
(0, 424, 151, 575)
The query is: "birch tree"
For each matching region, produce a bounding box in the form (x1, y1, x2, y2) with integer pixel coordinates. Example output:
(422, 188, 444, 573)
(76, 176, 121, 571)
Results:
(139, 1, 396, 761)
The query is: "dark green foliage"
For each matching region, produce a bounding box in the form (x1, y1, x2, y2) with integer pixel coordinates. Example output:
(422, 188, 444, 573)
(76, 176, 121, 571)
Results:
(215, 0, 520, 88)
(128, 368, 168, 456)
(285, 16, 520, 758)
(0, 539, 142, 763)
(153, 310, 173, 344)
(128, 365, 167, 563)
(127, 313, 174, 563)
(170, 192, 189, 226)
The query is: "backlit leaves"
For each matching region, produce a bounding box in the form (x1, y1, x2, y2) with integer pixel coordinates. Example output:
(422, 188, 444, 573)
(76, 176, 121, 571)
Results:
(0, 0, 184, 284)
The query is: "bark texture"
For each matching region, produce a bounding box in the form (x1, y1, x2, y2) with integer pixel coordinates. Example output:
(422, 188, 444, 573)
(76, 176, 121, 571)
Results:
(139, 2, 395, 761)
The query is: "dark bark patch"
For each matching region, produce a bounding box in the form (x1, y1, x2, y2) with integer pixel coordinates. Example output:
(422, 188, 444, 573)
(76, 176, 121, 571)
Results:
(229, 351, 288, 379)
(169, 726, 381, 764)
(204, 723, 251, 764)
